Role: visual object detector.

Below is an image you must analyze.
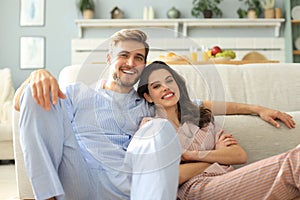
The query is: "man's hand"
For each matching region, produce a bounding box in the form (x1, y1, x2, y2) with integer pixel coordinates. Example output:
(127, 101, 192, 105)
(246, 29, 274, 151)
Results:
(29, 69, 66, 110)
(258, 108, 296, 129)
(14, 69, 66, 111)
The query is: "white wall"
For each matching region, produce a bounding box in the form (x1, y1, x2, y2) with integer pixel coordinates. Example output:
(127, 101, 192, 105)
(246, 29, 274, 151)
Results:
(0, 0, 285, 87)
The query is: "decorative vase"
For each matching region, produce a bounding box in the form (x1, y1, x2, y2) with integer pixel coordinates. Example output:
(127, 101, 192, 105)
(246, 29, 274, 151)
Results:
(247, 9, 257, 19)
(167, 7, 181, 19)
(83, 9, 94, 19)
(203, 10, 212, 18)
(264, 8, 275, 18)
(275, 8, 282, 18)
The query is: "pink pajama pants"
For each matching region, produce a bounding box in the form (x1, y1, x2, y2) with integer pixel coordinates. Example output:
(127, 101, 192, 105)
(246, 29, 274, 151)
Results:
(178, 146, 300, 200)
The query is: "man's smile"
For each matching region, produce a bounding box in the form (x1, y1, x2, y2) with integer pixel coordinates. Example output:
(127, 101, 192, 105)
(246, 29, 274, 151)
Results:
(120, 67, 137, 75)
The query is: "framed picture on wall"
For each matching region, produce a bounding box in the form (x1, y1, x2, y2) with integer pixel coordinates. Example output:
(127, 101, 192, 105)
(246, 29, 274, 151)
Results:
(20, 36, 45, 69)
(20, 0, 45, 26)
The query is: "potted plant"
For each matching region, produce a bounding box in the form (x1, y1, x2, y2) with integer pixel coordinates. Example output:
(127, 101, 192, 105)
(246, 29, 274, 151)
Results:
(191, 0, 223, 18)
(78, 0, 95, 19)
(260, 0, 275, 18)
(237, 0, 262, 18)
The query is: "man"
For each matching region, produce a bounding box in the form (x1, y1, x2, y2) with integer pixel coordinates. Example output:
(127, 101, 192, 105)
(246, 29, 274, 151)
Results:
(15, 29, 295, 200)
(16, 29, 182, 200)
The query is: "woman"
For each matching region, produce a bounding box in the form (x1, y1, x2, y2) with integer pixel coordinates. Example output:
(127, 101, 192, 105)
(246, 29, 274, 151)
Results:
(137, 61, 300, 199)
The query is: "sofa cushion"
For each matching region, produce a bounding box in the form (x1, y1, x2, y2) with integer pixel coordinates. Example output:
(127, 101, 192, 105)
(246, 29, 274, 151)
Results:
(58, 63, 300, 112)
(215, 111, 300, 167)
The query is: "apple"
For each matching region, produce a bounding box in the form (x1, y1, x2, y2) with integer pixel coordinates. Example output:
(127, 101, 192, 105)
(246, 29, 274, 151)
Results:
(211, 46, 222, 56)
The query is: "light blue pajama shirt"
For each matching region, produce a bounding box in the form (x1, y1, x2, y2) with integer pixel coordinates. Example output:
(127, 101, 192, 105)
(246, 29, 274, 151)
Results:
(19, 83, 181, 200)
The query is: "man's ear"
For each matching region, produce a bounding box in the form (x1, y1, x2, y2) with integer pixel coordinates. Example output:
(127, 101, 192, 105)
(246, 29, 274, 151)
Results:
(106, 53, 111, 65)
(143, 93, 153, 103)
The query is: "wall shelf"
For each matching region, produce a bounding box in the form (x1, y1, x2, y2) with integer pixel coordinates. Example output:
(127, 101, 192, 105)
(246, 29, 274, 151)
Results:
(75, 18, 285, 38)
(182, 18, 285, 37)
(294, 50, 300, 55)
(75, 19, 180, 38)
(292, 19, 300, 24)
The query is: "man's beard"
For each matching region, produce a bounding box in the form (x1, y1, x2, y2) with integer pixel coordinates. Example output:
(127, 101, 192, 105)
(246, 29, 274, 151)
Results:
(113, 72, 139, 88)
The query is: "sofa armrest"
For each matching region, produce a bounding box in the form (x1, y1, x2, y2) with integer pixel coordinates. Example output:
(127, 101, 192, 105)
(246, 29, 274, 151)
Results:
(6, 101, 13, 124)
(0, 101, 13, 123)
(0, 101, 13, 141)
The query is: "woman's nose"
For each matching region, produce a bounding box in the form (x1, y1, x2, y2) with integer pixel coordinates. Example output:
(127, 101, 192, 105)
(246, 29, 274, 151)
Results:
(162, 84, 170, 91)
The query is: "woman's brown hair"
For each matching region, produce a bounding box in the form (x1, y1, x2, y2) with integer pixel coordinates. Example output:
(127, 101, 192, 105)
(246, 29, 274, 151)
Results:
(137, 61, 213, 128)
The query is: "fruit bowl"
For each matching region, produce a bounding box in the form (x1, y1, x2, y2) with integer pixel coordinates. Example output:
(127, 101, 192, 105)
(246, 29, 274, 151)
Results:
(207, 46, 236, 61)
(209, 56, 231, 61)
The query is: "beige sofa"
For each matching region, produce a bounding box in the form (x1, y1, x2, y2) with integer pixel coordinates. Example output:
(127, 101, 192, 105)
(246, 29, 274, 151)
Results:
(0, 68, 15, 160)
(13, 63, 300, 199)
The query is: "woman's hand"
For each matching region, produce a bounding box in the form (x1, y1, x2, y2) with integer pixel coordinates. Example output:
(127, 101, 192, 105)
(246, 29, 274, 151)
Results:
(215, 132, 238, 150)
(139, 117, 153, 129)
(257, 107, 296, 129)
(181, 130, 239, 162)
(181, 150, 198, 162)
(181, 129, 247, 165)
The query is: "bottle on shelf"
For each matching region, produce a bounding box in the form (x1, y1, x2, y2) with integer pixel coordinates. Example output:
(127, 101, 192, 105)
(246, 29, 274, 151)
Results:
(143, 6, 148, 20)
(148, 6, 155, 19)
(143, 6, 155, 20)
